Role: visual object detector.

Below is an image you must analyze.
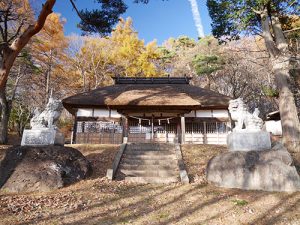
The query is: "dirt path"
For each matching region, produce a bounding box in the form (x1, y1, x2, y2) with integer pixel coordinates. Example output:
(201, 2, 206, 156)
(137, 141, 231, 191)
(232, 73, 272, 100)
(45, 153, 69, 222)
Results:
(0, 144, 299, 225)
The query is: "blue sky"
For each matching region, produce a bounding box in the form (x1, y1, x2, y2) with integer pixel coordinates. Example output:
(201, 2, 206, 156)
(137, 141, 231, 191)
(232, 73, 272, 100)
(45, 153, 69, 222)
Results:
(53, 0, 212, 44)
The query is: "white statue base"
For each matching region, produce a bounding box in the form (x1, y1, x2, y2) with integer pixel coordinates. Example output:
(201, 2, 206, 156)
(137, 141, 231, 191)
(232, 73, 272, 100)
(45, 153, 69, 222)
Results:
(21, 128, 65, 146)
(227, 131, 271, 151)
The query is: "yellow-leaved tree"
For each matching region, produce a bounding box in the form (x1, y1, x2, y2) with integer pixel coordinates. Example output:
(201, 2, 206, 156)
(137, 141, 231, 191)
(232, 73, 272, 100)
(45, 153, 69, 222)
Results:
(70, 17, 164, 89)
(78, 36, 114, 89)
(32, 13, 69, 104)
(111, 18, 162, 77)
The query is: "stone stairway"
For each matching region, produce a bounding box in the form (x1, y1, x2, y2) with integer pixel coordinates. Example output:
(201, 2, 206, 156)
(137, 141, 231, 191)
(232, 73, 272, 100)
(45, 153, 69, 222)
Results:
(116, 143, 180, 184)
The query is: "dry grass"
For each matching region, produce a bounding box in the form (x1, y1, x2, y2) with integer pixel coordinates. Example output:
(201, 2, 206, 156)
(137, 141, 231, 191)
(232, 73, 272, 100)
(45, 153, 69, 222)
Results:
(0, 144, 299, 225)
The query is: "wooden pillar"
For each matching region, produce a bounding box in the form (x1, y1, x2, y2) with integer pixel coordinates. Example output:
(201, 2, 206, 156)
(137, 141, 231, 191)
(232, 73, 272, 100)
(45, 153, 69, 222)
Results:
(181, 116, 185, 144)
(165, 123, 167, 143)
(203, 121, 207, 144)
(151, 115, 154, 142)
(113, 121, 116, 144)
(122, 116, 128, 143)
(71, 112, 78, 144)
(216, 122, 219, 144)
(191, 122, 194, 144)
(176, 122, 181, 144)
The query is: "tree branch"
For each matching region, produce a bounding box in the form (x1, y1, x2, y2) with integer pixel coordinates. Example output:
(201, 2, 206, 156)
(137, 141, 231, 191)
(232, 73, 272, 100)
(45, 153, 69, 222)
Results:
(69, 0, 89, 25)
(283, 27, 300, 33)
(7, 19, 25, 43)
(260, 9, 280, 58)
(0, 0, 56, 89)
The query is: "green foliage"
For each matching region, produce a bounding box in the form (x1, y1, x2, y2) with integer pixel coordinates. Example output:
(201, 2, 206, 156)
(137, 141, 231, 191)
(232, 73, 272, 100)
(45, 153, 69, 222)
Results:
(207, 0, 300, 41)
(157, 47, 176, 64)
(77, 0, 165, 35)
(232, 199, 248, 206)
(78, 0, 127, 35)
(262, 86, 279, 97)
(193, 54, 223, 76)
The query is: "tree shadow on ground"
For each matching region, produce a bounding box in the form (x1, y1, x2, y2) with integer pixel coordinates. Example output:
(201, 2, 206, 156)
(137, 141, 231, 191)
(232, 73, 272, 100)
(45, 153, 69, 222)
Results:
(2, 144, 300, 225)
(0, 146, 26, 188)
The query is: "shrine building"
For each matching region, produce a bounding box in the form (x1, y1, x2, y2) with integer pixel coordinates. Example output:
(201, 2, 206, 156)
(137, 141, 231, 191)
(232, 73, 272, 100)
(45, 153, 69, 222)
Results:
(62, 77, 232, 144)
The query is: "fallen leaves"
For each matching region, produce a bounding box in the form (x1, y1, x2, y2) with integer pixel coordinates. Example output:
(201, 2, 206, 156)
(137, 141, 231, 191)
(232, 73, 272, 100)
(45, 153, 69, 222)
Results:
(0, 144, 299, 225)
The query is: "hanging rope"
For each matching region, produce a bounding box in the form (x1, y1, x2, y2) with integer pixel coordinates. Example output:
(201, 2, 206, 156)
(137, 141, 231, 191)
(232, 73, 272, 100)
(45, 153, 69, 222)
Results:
(128, 115, 176, 124)
(128, 115, 151, 122)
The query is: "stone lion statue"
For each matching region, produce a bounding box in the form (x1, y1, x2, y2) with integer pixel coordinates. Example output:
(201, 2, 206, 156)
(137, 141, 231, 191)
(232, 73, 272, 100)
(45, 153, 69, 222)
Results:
(228, 98, 263, 132)
(30, 97, 63, 129)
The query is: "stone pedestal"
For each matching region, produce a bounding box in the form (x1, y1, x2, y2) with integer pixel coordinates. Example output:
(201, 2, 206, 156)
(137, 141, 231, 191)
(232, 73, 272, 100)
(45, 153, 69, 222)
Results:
(21, 128, 65, 146)
(227, 131, 271, 151)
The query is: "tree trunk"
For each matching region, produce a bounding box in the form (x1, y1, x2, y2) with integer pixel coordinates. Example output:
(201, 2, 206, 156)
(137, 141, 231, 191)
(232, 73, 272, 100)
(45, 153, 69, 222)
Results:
(81, 69, 86, 92)
(273, 57, 300, 152)
(0, 87, 11, 144)
(259, 10, 300, 153)
(45, 66, 51, 104)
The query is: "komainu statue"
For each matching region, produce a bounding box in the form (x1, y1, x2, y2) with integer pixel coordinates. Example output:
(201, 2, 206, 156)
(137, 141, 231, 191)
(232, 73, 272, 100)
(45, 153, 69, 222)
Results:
(228, 98, 263, 132)
(30, 97, 63, 129)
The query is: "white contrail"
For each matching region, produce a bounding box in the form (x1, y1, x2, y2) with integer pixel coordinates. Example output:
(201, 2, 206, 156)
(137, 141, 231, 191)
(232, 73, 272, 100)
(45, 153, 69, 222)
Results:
(188, 0, 205, 38)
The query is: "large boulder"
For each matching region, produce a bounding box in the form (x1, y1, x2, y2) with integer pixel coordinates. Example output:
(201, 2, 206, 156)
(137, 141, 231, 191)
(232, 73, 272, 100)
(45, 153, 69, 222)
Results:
(206, 143, 300, 192)
(0, 146, 92, 193)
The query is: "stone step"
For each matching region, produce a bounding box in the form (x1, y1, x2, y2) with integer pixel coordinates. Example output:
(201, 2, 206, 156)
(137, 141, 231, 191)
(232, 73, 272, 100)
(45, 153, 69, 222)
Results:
(126, 147, 175, 151)
(121, 158, 177, 165)
(125, 176, 179, 184)
(116, 143, 180, 184)
(124, 154, 177, 160)
(120, 164, 178, 171)
(120, 169, 178, 177)
(128, 143, 175, 146)
(125, 150, 175, 156)
(127, 143, 175, 149)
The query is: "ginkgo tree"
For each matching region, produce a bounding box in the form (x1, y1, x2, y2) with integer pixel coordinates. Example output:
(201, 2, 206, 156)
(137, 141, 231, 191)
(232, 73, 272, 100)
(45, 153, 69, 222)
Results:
(110, 18, 162, 77)
(70, 17, 163, 90)
(79, 36, 114, 88)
